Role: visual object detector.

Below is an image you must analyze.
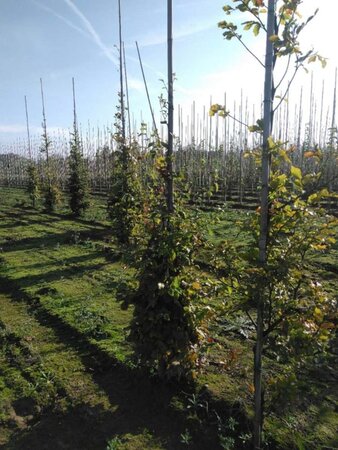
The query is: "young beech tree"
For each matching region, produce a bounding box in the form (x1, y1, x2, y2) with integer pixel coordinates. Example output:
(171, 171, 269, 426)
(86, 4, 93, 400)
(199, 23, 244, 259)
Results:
(68, 79, 89, 217)
(211, 1, 330, 447)
(107, 98, 141, 244)
(27, 163, 40, 208)
(128, 0, 212, 380)
(107, 0, 140, 244)
(25, 96, 40, 208)
(128, 138, 212, 380)
(40, 78, 61, 212)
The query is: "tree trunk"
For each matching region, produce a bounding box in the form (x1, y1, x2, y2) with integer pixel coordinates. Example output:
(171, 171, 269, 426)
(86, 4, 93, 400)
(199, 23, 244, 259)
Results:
(254, 1, 276, 449)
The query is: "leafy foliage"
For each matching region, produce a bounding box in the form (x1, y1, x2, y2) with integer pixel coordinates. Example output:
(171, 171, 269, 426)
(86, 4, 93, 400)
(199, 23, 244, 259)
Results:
(68, 128, 90, 216)
(214, 143, 337, 378)
(26, 163, 40, 208)
(42, 179, 61, 213)
(108, 101, 141, 244)
(40, 121, 61, 212)
(128, 139, 212, 380)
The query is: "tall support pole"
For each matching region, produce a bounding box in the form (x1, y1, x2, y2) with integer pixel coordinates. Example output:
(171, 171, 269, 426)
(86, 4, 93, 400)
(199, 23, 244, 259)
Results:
(72, 77, 78, 135)
(24, 96, 32, 160)
(123, 42, 132, 143)
(167, 0, 174, 214)
(255, 1, 276, 449)
(118, 0, 126, 143)
(331, 67, 337, 133)
(297, 88, 303, 154)
(40, 78, 50, 167)
(319, 80, 325, 148)
(135, 41, 158, 134)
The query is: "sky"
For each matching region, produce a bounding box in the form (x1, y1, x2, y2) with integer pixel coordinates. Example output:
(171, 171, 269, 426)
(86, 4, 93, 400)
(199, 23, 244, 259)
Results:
(0, 0, 337, 145)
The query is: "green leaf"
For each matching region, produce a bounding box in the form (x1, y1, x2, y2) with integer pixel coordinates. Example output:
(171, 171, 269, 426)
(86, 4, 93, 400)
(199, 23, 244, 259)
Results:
(253, 23, 260, 36)
(243, 21, 254, 31)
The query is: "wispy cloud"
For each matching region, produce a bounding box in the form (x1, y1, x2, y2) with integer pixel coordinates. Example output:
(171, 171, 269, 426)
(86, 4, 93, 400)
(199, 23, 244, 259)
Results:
(136, 19, 216, 48)
(32, 0, 91, 40)
(32, 0, 118, 67)
(62, 0, 118, 66)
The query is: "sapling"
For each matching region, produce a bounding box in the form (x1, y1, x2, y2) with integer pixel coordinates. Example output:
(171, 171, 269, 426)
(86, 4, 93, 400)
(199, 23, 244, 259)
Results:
(39, 78, 61, 212)
(25, 95, 40, 208)
(211, 1, 329, 447)
(128, 0, 212, 380)
(68, 78, 89, 216)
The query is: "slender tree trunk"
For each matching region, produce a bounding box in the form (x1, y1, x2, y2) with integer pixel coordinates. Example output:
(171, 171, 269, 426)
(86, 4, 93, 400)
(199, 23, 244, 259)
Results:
(254, 1, 276, 449)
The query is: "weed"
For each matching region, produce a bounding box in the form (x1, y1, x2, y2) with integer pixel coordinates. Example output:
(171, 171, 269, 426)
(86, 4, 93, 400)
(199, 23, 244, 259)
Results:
(180, 429, 193, 445)
(73, 307, 109, 339)
(106, 436, 122, 450)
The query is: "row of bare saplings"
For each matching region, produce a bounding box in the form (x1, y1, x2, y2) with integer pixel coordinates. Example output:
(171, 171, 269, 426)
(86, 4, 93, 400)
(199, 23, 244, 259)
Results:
(0, 139, 337, 210)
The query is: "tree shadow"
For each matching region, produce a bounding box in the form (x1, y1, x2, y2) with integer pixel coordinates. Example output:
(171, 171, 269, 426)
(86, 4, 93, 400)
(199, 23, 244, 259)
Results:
(0, 278, 223, 450)
(1, 228, 111, 253)
(23, 252, 109, 271)
(3, 260, 110, 290)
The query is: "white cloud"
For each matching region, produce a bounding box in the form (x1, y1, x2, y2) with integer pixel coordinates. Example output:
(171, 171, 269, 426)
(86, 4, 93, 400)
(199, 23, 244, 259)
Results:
(128, 77, 145, 92)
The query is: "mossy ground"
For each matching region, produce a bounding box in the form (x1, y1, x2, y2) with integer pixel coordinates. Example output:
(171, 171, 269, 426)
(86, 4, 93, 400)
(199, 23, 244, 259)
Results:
(0, 187, 337, 449)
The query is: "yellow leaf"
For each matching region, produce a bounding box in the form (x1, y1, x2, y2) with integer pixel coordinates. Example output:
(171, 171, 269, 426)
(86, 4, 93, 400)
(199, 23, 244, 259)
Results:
(314, 307, 323, 318)
(267, 136, 275, 149)
(290, 165, 302, 180)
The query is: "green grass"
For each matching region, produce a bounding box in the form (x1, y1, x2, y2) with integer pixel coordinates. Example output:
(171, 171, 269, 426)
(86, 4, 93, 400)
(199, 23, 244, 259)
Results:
(0, 187, 337, 450)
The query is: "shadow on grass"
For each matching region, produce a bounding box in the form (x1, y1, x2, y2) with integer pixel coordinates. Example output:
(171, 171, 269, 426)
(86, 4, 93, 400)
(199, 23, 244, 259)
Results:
(0, 276, 223, 450)
(22, 252, 110, 271)
(0, 203, 110, 231)
(2, 228, 111, 253)
(6, 260, 110, 290)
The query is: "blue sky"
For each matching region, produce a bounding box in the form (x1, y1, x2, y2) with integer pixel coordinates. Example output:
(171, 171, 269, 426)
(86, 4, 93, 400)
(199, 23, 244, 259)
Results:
(0, 0, 337, 143)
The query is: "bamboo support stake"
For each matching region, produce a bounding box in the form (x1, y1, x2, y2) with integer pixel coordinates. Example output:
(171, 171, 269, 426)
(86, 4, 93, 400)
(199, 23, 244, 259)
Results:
(123, 42, 132, 143)
(166, 0, 174, 214)
(135, 41, 158, 135)
(24, 96, 32, 160)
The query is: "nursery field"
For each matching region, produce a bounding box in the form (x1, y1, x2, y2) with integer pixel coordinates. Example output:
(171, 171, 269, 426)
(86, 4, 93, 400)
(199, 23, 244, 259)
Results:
(0, 187, 337, 450)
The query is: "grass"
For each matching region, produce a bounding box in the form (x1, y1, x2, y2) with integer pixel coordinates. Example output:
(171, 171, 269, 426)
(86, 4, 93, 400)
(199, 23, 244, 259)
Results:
(0, 187, 337, 449)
